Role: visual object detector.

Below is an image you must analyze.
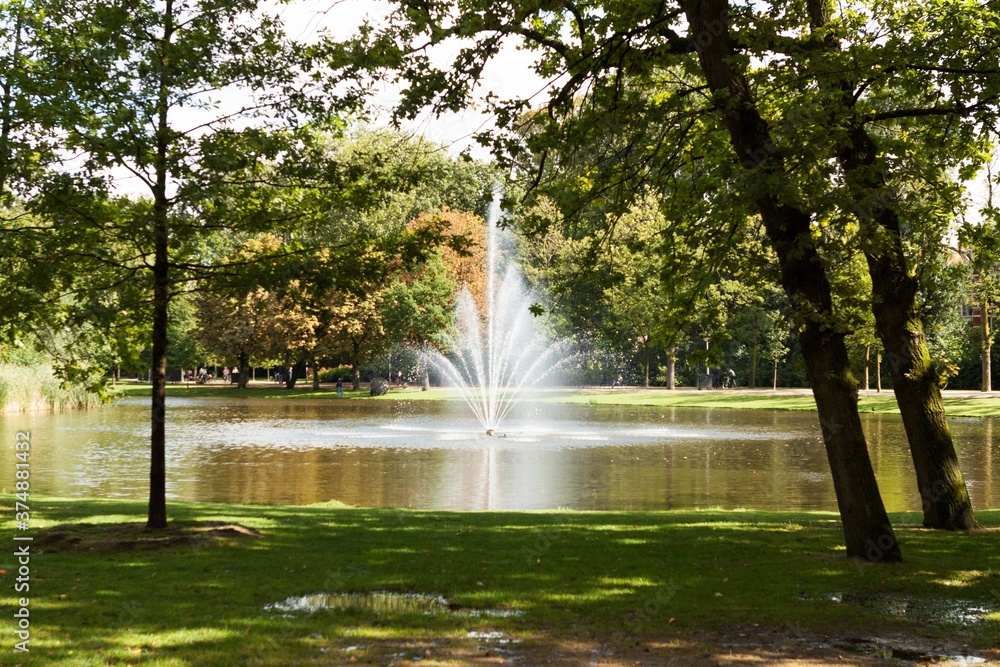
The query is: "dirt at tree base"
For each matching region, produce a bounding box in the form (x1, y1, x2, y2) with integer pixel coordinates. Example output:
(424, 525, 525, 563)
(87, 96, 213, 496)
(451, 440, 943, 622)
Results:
(33, 521, 264, 553)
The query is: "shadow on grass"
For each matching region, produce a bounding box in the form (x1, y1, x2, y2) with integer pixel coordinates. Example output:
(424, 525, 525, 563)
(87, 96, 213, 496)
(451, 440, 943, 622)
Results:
(2, 498, 998, 666)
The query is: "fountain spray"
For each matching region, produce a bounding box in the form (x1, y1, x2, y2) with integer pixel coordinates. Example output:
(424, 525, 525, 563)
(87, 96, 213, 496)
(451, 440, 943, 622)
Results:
(425, 187, 571, 435)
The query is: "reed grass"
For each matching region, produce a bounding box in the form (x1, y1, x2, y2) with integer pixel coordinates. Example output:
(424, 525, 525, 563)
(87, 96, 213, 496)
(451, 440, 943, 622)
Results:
(0, 363, 103, 412)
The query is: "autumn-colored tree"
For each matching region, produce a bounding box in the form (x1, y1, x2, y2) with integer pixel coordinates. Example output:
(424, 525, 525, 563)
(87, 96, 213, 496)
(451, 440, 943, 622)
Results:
(193, 287, 275, 388)
(326, 290, 387, 390)
(418, 208, 488, 313)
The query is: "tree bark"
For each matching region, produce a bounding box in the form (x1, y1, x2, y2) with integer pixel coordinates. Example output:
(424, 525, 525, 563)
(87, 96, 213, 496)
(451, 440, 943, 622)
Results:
(146, 0, 175, 531)
(838, 123, 977, 530)
(684, 0, 900, 561)
(148, 226, 169, 530)
(237, 353, 250, 389)
(284, 359, 305, 389)
(802, 0, 976, 530)
(749, 340, 758, 389)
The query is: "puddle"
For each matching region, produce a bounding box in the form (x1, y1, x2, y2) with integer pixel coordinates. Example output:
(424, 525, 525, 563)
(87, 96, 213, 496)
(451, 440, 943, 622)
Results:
(816, 592, 997, 625)
(467, 630, 520, 644)
(264, 591, 524, 619)
(831, 637, 987, 664)
(265, 591, 447, 615)
(466, 630, 522, 660)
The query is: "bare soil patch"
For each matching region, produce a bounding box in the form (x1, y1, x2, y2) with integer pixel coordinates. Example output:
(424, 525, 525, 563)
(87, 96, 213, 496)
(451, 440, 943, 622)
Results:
(33, 521, 264, 553)
(328, 625, 999, 666)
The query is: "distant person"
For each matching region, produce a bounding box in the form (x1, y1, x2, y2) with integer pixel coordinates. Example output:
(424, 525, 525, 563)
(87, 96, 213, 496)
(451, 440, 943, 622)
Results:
(231, 366, 239, 385)
(396, 370, 403, 387)
(726, 368, 736, 389)
(336, 376, 344, 398)
(222, 366, 230, 383)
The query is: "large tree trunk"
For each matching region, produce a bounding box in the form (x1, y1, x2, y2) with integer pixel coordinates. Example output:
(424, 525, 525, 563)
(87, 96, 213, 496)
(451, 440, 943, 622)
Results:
(801, 0, 976, 530)
(838, 123, 977, 530)
(284, 359, 305, 390)
(146, 0, 174, 531)
(148, 230, 169, 530)
(684, 0, 900, 561)
(237, 353, 250, 389)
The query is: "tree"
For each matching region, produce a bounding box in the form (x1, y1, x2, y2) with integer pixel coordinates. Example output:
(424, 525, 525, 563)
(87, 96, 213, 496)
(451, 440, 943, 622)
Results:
(793, 0, 980, 529)
(25, 0, 330, 529)
(0, 0, 63, 200)
(960, 156, 1000, 392)
(729, 282, 788, 389)
(763, 312, 792, 391)
(326, 289, 388, 390)
(430, 208, 488, 314)
(252, 129, 493, 390)
(383, 253, 458, 389)
(193, 287, 275, 388)
(266, 283, 321, 390)
(599, 196, 675, 387)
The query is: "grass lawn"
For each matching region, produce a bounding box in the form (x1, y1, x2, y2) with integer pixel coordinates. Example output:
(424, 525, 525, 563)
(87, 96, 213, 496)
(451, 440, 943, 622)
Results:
(120, 382, 1000, 417)
(2, 498, 999, 665)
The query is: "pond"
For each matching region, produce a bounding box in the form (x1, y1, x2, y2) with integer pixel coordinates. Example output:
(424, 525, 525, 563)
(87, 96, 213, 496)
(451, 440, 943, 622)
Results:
(1, 396, 996, 512)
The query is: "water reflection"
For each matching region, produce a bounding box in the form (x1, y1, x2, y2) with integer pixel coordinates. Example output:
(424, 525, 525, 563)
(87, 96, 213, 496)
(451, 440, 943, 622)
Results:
(0, 397, 996, 512)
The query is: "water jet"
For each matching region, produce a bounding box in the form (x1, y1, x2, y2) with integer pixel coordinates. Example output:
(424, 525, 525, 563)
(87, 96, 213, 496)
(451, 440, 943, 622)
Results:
(425, 189, 572, 434)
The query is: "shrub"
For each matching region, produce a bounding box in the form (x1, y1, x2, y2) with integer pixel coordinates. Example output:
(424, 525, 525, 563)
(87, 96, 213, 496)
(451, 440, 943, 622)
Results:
(318, 366, 355, 383)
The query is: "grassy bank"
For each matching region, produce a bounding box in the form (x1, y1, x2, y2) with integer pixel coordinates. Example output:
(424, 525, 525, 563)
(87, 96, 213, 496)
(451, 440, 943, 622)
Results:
(0, 364, 104, 413)
(119, 382, 1000, 417)
(543, 388, 1000, 417)
(2, 498, 998, 665)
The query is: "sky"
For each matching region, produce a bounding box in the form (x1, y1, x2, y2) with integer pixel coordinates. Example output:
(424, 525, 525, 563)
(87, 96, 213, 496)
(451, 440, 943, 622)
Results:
(114, 0, 993, 221)
(271, 0, 557, 158)
(102, 0, 553, 196)
(271, 1, 994, 216)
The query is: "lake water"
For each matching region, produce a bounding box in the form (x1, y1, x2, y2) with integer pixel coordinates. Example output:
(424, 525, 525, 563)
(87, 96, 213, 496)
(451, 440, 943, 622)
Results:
(1, 396, 996, 511)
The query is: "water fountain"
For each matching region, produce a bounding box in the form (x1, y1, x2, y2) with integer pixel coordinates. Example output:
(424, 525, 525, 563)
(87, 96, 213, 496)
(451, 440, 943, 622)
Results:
(424, 191, 573, 435)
